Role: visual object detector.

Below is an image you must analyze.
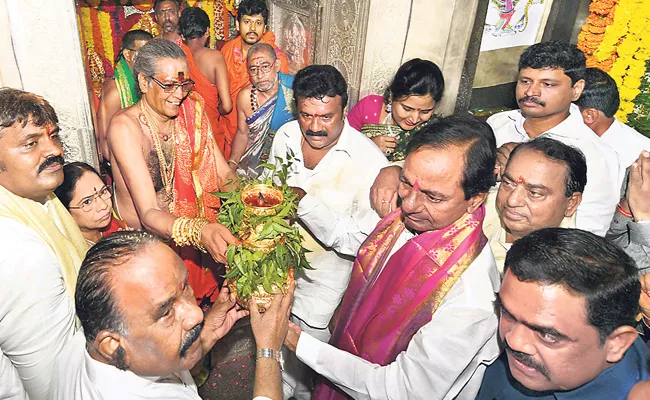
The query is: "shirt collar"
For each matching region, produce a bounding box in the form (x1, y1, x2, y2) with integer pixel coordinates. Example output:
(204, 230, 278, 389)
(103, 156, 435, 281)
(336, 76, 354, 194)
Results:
(509, 104, 584, 140)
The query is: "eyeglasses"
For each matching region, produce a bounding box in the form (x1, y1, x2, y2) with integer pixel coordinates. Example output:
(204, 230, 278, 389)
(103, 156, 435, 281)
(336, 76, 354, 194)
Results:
(150, 76, 195, 93)
(248, 63, 273, 75)
(69, 185, 112, 212)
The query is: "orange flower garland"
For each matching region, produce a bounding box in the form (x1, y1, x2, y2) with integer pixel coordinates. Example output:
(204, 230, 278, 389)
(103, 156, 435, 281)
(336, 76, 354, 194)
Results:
(577, 0, 618, 70)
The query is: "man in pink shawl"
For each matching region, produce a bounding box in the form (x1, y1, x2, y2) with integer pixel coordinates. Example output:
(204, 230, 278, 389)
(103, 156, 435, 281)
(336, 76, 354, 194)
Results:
(283, 116, 502, 400)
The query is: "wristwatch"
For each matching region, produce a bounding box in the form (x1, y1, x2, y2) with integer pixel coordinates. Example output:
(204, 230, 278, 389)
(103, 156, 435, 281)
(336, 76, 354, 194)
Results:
(257, 348, 284, 370)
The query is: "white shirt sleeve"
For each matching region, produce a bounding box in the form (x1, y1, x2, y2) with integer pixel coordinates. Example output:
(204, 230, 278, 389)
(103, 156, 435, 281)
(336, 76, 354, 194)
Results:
(297, 194, 381, 256)
(295, 295, 498, 400)
(0, 219, 76, 400)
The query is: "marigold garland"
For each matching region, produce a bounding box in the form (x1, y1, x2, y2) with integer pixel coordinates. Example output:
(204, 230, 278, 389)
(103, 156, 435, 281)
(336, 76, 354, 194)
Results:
(577, 0, 618, 70)
(98, 11, 115, 66)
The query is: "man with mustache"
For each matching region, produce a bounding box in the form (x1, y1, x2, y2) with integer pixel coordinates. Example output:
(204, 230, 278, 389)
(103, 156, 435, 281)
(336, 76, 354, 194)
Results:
(482, 137, 586, 272)
(0, 88, 88, 399)
(267, 65, 387, 399)
(487, 41, 622, 236)
(52, 231, 293, 399)
(476, 228, 648, 399)
(283, 115, 501, 400)
(154, 0, 181, 43)
(368, 42, 620, 238)
(220, 0, 289, 158)
(229, 42, 295, 177)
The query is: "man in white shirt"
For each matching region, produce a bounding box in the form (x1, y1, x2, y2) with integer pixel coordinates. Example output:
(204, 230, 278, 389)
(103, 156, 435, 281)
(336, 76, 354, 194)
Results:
(284, 116, 501, 400)
(483, 137, 585, 272)
(267, 64, 387, 399)
(576, 67, 650, 168)
(51, 231, 291, 400)
(487, 41, 622, 236)
(0, 88, 88, 400)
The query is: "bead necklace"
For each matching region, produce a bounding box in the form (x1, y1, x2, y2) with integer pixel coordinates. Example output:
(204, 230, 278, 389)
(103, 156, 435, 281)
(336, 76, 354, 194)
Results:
(250, 87, 259, 112)
(382, 111, 398, 138)
(139, 102, 176, 205)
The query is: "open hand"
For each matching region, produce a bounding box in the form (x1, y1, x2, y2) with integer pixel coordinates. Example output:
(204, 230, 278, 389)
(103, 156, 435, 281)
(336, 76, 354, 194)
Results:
(370, 165, 401, 218)
(250, 280, 295, 350)
(202, 284, 249, 352)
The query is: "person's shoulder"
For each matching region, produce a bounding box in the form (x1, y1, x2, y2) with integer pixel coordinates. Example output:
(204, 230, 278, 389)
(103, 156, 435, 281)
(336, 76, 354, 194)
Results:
(343, 124, 388, 165)
(0, 217, 59, 272)
(450, 244, 500, 305)
(486, 109, 519, 129)
(101, 78, 118, 96)
(359, 94, 384, 106)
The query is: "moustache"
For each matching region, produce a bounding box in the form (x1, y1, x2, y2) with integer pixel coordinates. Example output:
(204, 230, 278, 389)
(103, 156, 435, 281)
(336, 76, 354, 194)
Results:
(179, 321, 204, 358)
(38, 155, 65, 174)
(306, 130, 327, 137)
(518, 96, 546, 107)
(505, 341, 552, 381)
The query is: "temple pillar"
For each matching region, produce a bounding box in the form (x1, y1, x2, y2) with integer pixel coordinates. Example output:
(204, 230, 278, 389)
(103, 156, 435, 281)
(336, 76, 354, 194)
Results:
(2, 0, 98, 167)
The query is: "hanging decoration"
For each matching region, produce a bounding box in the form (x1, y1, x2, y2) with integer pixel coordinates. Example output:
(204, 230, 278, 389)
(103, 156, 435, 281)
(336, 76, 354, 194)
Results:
(577, 0, 650, 135)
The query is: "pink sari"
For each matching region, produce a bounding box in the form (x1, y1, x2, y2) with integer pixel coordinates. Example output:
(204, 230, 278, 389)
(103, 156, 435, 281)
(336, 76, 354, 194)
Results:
(314, 206, 487, 400)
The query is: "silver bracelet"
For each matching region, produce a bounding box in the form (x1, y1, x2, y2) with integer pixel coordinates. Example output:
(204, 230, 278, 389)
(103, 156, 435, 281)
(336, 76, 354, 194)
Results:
(257, 348, 284, 370)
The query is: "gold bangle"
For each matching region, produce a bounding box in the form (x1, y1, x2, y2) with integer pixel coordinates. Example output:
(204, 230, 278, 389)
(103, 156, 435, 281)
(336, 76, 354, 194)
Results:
(172, 217, 209, 253)
(227, 159, 239, 168)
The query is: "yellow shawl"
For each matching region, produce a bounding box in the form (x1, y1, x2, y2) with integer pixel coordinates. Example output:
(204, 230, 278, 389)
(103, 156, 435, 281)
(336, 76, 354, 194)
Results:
(0, 185, 88, 301)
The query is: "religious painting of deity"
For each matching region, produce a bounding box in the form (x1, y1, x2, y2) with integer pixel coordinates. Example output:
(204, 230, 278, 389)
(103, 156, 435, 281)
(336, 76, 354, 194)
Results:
(280, 13, 310, 75)
(480, 0, 552, 52)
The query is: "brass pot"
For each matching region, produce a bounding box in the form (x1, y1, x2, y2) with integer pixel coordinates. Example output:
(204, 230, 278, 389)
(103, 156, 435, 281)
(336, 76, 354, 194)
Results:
(227, 268, 294, 312)
(241, 184, 284, 217)
(239, 222, 282, 254)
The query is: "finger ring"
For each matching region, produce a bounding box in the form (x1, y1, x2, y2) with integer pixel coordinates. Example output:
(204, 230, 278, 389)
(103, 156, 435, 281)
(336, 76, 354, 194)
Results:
(381, 200, 389, 204)
(385, 149, 393, 156)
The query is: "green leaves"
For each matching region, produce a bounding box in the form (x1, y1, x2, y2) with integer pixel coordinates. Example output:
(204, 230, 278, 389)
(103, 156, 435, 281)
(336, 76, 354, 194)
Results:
(216, 155, 311, 304)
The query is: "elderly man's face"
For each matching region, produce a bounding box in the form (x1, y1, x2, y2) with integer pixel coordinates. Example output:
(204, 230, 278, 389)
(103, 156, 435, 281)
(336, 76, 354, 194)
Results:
(112, 242, 204, 376)
(398, 146, 483, 233)
(516, 67, 583, 120)
(497, 149, 580, 240)
(297, 95, 346, 151)
(248, 51, 280, 92)
(0, 120, 64, 203)
(139, 57, 190, 119)
(497, 270, 615, 392)
(155, 1, 180, 35)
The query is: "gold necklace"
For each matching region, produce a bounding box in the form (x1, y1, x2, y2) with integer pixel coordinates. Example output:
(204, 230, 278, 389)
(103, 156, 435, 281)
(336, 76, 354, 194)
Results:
(140, 102, 176, 200)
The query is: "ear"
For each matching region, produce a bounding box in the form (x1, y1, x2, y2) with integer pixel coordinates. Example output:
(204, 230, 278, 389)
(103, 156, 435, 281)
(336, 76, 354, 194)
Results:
(342, 105, 349, 120)
(580, 108, 600, 125)
(571, 79, 585, 101)
(603, 325, 637, 364)
(564, 192, 582, 217)
(273, 58, 281, 72)
(235, 20, 240, 32)
(94, 329, 124, 364)
(137, 72, 149, 95)
(467, 192, 488, 214)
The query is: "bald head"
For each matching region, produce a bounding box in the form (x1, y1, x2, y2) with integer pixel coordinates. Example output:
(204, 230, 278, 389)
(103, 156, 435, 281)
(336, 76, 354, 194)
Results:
(247, 42, 277, 63)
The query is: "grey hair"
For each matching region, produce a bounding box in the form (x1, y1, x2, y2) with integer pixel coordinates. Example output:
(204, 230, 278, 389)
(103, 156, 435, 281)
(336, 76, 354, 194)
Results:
(133, 39, 187, 83)
(247, 42, 277, 62)
(75, 231, 160, 343)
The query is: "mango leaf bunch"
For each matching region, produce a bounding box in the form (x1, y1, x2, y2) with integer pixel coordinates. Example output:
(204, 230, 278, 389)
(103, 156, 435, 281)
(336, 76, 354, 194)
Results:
(214, 151, 311, 306)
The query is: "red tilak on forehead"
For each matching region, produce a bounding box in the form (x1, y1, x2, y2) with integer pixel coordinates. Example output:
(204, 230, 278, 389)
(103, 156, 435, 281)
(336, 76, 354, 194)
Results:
(516, 176, 526, 185)
(93, 187, 98, 195)
(412, 180, 420, 192)
(177, 71, 185, 80)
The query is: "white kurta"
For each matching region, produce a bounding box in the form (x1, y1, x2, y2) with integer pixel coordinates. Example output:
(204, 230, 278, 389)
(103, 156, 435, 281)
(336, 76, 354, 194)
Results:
(0, 214, 77, 400)
(267, 120, 387, 329)
(295, 239, 501, 400)
(487, 104, 623, 236)
(51, 333, 201, 400)
(600, 117, 650, 168)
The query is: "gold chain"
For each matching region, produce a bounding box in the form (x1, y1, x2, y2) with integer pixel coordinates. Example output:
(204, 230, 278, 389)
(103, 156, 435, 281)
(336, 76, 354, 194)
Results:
(140, 102, 176, 199)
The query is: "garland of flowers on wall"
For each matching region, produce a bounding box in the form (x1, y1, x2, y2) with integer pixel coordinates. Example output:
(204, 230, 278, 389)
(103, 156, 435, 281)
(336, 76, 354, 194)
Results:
(578, 0, 650, 136)
(77, 1, 236, 99)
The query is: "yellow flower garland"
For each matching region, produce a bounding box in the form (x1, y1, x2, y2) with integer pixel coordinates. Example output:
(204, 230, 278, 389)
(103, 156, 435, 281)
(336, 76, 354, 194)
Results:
(97, 11, 114, 66)
(203, 1, 216, 48)
(80, 8, 95, 51)
(590, 0, 650, 122)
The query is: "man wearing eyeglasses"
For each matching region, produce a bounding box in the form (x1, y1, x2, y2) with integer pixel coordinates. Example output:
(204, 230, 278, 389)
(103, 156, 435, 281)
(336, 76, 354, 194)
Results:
(96, 30, 152, 171)
(221, 0, 289, 159)
(228, 42, 295, 177)
(106, 39, 238, 307)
